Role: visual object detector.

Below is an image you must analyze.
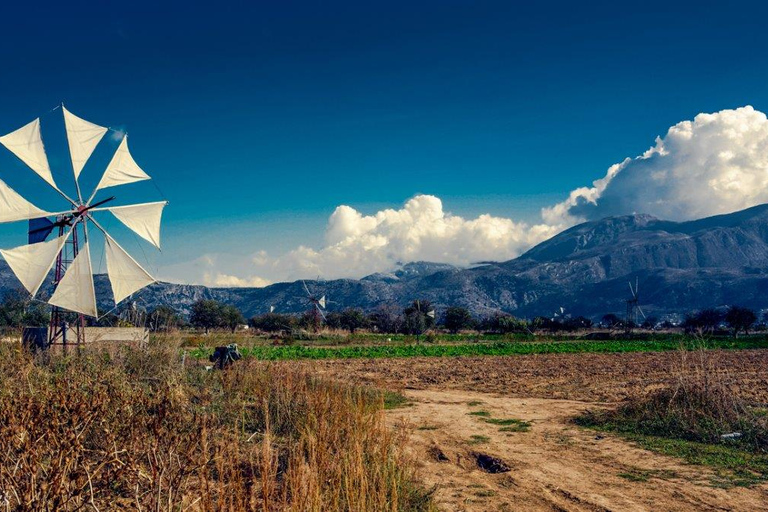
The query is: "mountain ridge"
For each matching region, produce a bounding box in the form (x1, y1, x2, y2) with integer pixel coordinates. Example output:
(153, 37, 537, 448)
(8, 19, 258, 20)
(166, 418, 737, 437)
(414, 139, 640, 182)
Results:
(4, 205, 768, 320)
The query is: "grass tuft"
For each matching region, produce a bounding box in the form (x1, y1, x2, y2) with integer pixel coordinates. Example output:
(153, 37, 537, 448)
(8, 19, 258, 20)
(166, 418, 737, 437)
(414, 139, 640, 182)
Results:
(382, 390, 412, 409)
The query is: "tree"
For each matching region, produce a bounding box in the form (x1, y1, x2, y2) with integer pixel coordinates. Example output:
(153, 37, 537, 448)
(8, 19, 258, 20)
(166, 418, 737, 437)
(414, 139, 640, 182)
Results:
(249, 313, 294, 333)
(324, 311, 344, 330)
(0, 291, 27, 328)
(531, 316, 561, 332)
(339, 308, 367, 333)
(148, 305, 182, 331)
(367, 304, 403, 334)
(601, 314, 621, 328)
(221, 305, 245, 333)
(725, 306, 756, 337)
(190, 299, 224, 333)
(683, 308, 722, 334)
(22, 302, 49, 327)
(403, 300, 435, 336)
(479, 313, 526, 333)
(641, 316, 658, 330)
(562, 316, 592, 331)
(443, 307, 474, 333)
(299, 310, 322, 332)
(89, 309, 118, 327)
(0, 290, 49, 328)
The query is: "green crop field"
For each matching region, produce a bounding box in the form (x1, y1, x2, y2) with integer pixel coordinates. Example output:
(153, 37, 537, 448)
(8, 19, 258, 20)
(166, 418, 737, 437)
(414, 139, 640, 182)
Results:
(189, 336, 768, 361)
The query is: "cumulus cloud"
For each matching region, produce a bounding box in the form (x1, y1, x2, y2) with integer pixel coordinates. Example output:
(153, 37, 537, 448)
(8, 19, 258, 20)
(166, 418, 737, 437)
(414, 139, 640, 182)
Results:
(543, 106, 768, 224)
(172, 106, 768, 286)
(249, 195, 559, 282)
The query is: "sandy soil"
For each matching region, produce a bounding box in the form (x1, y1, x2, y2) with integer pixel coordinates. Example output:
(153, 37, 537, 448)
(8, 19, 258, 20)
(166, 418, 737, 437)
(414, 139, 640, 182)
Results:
(390, 388, 768, 512)
(305, 349, 768, 511)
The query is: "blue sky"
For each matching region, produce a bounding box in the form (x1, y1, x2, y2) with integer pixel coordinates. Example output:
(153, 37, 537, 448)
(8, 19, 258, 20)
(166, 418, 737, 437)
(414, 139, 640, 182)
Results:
(1, 1, 768, 285)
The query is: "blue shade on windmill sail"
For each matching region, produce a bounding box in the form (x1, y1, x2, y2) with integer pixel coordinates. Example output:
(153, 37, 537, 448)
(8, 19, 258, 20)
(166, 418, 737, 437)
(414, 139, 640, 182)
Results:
(28, 217, 55, 244)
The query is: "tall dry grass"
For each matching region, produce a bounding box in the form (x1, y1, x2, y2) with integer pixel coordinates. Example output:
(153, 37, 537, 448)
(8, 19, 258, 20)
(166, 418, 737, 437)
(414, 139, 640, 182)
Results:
(0, 339, 434, 511)
(578, 340, 768, 452)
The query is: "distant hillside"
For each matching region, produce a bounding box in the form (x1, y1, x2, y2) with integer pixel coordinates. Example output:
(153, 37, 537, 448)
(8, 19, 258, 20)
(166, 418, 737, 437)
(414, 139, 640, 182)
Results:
(4, 205, 768, 320)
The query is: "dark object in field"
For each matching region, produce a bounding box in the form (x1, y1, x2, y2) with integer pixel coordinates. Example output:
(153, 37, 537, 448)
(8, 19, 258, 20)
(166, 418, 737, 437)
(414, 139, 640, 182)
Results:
(22, 327, 49, 352)
(209, 343, 242, 369)
(472, 452, 511, 473)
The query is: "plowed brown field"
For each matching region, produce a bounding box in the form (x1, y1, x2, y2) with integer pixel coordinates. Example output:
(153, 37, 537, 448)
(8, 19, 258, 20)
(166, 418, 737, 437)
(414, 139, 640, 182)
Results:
(308, 349, 768, 403)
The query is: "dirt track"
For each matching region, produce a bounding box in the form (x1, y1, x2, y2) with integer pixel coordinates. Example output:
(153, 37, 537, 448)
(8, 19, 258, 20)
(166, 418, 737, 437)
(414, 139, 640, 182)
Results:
(308, 349, 768, 511)
(391, 389, 768, 512)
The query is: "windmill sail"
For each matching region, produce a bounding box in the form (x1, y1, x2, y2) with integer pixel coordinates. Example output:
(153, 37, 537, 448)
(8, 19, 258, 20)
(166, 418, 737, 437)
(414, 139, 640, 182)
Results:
(0, 233, 69, 296)
(0, 179, 53, 223)
(104, 234, 155, 304)
(48, 241, 98, 317)
(63, 107, 108, 180)
(99, 201, 166, 248)
(0, 118, 59, 192)
(92, 136, 150, 194)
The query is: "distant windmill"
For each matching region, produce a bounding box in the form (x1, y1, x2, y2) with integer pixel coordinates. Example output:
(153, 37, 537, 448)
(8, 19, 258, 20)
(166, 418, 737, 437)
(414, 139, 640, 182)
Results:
(301, 280, 327, 322)
(411, 300, 435, 342)
(414, 299, 436, 320)
(625, 278, 646, 333)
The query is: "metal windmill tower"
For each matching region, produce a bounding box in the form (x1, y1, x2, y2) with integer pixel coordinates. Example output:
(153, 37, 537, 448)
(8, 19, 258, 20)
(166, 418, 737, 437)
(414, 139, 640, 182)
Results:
(0, 106, 167, 346)
(625, 278, 646, 333)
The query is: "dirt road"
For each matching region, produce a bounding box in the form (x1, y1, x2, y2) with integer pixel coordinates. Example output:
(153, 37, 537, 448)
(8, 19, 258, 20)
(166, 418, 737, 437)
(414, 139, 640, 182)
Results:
(391, 389, 768, 512)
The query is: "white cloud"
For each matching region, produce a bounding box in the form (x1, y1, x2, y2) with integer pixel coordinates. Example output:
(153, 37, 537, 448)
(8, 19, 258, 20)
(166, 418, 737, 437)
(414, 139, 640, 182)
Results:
(253, 195, 560, 282)
(158, 254, 273, 288)
(167, 106, 768, 286)
(204, 272, 272, 288)
(543, 105, 768, 224)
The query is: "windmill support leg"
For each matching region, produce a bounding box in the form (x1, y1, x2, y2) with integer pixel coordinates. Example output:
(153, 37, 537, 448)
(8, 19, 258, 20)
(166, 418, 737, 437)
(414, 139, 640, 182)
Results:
(48, 222, 86, 346)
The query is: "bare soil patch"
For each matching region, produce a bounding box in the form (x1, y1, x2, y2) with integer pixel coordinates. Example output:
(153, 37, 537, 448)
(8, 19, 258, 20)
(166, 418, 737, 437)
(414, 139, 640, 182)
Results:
(308, 349, 768, 403)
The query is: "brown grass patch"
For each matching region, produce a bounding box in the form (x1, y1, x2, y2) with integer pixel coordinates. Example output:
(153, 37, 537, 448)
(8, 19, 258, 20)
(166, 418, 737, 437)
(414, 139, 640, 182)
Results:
(0, 341, 435, 510)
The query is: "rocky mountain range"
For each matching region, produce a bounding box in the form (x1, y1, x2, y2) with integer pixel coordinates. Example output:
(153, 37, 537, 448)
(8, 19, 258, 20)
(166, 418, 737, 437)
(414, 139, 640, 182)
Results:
(6, 204, 768, 321)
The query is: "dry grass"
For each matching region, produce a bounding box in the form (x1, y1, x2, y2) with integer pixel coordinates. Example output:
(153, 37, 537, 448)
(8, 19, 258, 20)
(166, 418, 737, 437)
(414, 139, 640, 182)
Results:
(578, 343, 768, 452)
(0, 340, 435, 511)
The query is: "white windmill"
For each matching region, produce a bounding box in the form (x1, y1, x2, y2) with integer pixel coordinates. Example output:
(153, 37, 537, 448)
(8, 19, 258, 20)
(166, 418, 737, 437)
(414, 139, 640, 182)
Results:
(301, 280, 327, 321)
(625, 278, 646, 333)
(0, 106, 167, 345)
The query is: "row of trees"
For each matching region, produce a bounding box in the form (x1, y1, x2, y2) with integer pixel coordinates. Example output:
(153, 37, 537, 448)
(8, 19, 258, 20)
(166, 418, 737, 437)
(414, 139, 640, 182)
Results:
(246, 302, 583, 335)
(189, 300, 244, 333)
(0, 290, 761, 337)
(681, 306, 757, 336)
(248, 301, 440, 335)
